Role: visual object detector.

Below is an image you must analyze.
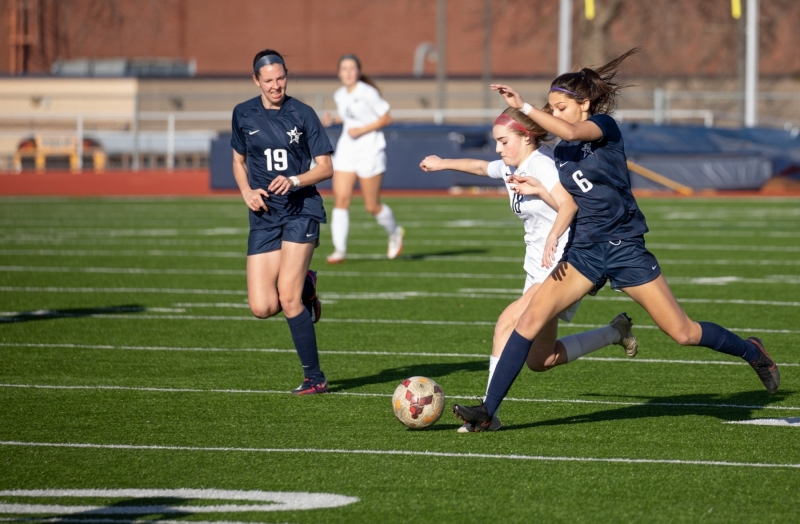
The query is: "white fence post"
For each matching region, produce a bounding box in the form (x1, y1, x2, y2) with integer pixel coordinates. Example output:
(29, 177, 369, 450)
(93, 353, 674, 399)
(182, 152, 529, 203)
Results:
(167, 113, 175, 171)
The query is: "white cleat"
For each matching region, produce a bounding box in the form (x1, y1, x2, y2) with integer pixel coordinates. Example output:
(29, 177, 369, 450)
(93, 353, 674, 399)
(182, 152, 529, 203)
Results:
(387, 226, 405, 260)
(326, 251, 346, 264)
(456, 414, 503, 433)
(610, 312, 638, 357)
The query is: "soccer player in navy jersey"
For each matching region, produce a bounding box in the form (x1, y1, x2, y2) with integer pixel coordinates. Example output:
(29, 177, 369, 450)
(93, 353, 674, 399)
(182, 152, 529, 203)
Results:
(231, 49, 333, 395)
(453, 48, 780, 430)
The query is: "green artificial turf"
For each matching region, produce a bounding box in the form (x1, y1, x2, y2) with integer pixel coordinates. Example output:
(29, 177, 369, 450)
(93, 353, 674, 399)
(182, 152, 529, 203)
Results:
(1, 195, 798, 523)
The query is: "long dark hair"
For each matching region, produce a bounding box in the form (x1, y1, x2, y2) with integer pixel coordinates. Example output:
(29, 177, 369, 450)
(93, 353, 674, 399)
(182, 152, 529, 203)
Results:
(252, 48, 287, 78)
(550, 47, 641, 115)
(339, 54, 380, 93)
(500, 107, 549, 148)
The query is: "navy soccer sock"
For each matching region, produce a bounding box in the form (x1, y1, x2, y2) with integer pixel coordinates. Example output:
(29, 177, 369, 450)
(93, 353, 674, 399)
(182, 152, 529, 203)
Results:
(286, 308, 323, 381)
(698, 321, 757, 362)
(484, 330, 533, 416)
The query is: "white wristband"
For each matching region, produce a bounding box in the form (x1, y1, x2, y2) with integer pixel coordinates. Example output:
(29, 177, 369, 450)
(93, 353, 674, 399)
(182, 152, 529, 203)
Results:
(289, 176, 300, 188)
(521, 102, 533, 115)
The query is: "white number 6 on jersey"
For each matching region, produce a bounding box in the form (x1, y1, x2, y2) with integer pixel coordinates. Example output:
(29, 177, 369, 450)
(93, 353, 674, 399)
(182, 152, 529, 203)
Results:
(572, 170, 594, 193)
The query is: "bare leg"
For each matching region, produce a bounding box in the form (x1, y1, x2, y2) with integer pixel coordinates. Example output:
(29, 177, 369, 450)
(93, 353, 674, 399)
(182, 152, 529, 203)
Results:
(621, 275, 701, 346)
(246, 250, 282, 319)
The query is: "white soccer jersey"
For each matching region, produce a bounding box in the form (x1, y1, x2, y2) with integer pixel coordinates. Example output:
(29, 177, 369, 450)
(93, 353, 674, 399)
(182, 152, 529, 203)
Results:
(487, 146, 570, 281)
(333, 81, 390, 156)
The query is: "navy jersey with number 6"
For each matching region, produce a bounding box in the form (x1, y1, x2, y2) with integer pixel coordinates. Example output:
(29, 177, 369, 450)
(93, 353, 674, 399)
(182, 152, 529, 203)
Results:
(231, 96, 333, 230)
(554, 114, 648, 243)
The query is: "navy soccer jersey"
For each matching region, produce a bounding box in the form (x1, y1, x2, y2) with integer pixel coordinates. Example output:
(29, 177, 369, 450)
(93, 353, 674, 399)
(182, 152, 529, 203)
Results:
(554, 114, 648, 243)
(231, 95, 333, 229)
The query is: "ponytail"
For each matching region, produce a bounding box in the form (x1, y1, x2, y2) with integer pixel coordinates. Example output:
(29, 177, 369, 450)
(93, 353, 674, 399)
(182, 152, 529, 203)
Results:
(550, 47, 641, 115)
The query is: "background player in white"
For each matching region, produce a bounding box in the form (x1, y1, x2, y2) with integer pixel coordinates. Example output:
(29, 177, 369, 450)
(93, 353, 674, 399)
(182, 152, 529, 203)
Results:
(420, 107, 638, 431)
(323, 54, 404, 263)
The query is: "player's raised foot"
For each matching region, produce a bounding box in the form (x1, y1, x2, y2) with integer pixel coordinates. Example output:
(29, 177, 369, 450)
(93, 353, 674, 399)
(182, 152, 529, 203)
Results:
(291, 377, 328, 395)
(456, 414, 503, 433)
(302, 270, 321, 323)
(747, 337, 780, 394)
(387, 226, 405, 260)
(452, 402, 493, 431)
(326, 251, 346, 264)
(610, 312, 638, 357)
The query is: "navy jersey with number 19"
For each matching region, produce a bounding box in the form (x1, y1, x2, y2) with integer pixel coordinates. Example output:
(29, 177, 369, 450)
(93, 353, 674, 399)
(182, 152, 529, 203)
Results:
(554, 113, 648, 243)
(231, 95, 333, 230)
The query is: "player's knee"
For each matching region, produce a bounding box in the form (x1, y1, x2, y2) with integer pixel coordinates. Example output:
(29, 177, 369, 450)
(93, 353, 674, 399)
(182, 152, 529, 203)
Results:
(364, 202, 381, 215)
(670, 330, 695, 346)
(249, 303, 278, 319)
(526, 355, 555, 373)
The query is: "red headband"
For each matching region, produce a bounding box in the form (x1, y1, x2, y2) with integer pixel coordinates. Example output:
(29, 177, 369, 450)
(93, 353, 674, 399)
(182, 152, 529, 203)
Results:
(494, 114, 530, 135)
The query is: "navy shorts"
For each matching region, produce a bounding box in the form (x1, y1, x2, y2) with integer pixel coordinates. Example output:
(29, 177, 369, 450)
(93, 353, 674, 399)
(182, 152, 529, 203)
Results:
(247, 217, 320, 256)
(565, 235, 661, 293)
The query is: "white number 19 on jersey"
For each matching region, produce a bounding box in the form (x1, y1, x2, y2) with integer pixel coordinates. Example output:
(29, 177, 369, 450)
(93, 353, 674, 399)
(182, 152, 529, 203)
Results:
(264, 148, 288, 171)
(571, 170, 594, 192)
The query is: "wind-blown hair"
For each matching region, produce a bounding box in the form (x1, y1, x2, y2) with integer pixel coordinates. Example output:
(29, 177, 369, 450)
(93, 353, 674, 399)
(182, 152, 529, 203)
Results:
(550, 47, 641, 115)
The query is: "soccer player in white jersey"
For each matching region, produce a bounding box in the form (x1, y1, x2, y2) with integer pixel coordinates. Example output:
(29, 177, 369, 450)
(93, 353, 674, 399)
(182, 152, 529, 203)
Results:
(420, 107, 638, 431)
(323, 54, 404, 263)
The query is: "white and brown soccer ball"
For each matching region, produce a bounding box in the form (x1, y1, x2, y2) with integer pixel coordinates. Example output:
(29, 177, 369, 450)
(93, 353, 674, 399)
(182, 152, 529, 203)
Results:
(392, 376, 445, 429)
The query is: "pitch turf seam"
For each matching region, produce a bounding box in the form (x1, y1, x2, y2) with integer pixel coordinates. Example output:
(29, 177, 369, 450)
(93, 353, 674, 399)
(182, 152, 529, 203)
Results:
(2, 384, 798, 412)
(2, 440, 799, 470)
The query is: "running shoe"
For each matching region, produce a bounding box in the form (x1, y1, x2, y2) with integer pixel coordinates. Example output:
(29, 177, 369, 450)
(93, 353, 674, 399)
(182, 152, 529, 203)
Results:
(291, 378, 328, 395)
(302, 270, 321, 323)
(457, 414, 503, 433)
(747, 337, 780, 394)
(610, 312, 638, 357)
(387, 226, 405, 260)
(451, 402, 493, 431)
(326, 251, 346, 264)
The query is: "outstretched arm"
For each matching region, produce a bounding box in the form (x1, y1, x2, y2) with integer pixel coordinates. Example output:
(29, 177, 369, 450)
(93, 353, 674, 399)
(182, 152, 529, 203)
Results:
(420, 156, 490, 177)
(491, 84, 602, 143)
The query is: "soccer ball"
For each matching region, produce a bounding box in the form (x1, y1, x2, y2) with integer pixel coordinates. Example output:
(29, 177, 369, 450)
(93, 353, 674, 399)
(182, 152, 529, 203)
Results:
(392, 376, 445, 429)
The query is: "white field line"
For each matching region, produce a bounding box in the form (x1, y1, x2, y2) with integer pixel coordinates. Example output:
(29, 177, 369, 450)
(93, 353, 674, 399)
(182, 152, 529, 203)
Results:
(4, 284, 800, 310)
(1, 311, 800, 334)
(3, 384, 800, 413)
(2, 342, 797, 367)
(1, 440, 798, 470)
(724, 418, 800, 427)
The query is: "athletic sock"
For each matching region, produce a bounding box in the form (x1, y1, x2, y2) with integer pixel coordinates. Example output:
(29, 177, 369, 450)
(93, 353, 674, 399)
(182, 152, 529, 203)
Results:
(375, 204, 398, 235)
(698, 321, 758, 361)
(485, 355, 500, 397)
(561, 325, 620, 363)
(331, 208, 349, 254)
(285, 309, 323, 381)
(484, 330, 532, 416)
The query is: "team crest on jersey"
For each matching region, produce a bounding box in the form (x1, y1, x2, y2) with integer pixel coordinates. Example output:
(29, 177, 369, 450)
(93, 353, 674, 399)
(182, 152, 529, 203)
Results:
(286, 126, 303, 145)
(581, 143, 594, 158)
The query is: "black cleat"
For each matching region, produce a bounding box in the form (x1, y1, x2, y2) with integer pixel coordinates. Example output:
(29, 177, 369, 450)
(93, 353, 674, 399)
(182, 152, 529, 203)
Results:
(302, 270, 321, 323)
(747, 337, 780, 394)
(451, 403, 493, 432)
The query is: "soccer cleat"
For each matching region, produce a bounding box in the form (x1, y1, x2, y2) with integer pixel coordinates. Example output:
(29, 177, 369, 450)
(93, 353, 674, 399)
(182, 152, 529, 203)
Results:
(610, 312, 638, 357)
(302, 270, 321, 323)
(747, 337, 780, 394)
(456, 414, 503, 433)
(326, 251, 346, 264)
(387, 226, 405, 260)
(451, 402, 493, 431)
(291, 378, 328, 395)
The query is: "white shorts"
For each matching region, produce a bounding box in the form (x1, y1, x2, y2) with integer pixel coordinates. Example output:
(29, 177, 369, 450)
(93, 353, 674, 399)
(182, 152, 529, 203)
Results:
(332, 148, 386, 179)
(523, 272, 581, 323)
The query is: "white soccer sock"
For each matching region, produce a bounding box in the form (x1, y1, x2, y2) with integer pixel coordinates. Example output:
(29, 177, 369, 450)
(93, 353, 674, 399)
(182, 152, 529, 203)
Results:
(375, 204, 397, 235)
(330, 208, 349, 254)
(561, 325, 621, 363)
